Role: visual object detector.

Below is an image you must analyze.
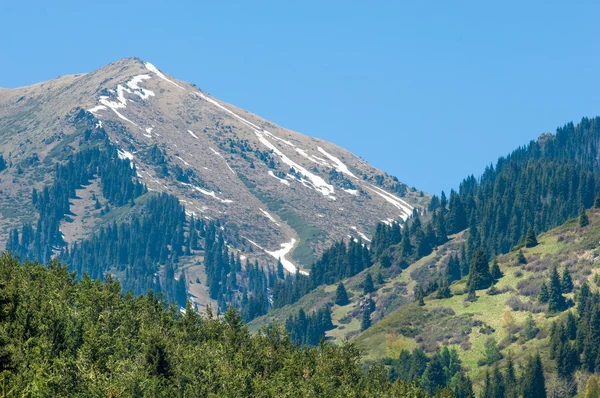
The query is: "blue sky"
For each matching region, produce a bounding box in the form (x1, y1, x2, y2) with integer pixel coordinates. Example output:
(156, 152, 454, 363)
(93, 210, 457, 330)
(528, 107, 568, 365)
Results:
(2, 1, 600, 195)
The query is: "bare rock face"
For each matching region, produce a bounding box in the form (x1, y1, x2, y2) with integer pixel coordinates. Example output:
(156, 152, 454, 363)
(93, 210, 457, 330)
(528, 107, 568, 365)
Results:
(0, 57, 428, 273)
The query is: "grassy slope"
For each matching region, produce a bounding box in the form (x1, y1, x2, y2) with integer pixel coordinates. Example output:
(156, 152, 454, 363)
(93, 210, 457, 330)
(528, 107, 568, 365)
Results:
(250, 208, 600, 392)
(249, 231, 468, 339)
(353, 209, 600, 389)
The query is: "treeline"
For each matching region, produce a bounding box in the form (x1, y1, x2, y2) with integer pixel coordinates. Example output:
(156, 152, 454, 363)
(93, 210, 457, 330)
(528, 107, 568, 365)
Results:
(7, 143, 146, 263)
(203, 222, 276, 322)
(285, 306, 335, 346)
(0, 252, 453, 397)
(271, 239, 372, 308)
(387, 347, 473, 396)
(59, 192, 187, 301)
(430, 117, 600, 259)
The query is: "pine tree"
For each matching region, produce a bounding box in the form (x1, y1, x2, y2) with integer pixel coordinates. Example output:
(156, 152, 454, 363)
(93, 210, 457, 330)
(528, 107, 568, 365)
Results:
(363, 273, 375, 295)
(522, 314, 539, 340)
(491, 365, 505, 398)
(490, 259, 503, 280)
(525, 228, 538, 248)
(454, 372, 474, 398)
(538, 281, 549, 303)
(361, 308, 371, 331)
(580, 207, 590, 227)
(415, 286, 425, 306)
(517, 250, 527, 264)
(335, 282, 349, 306)
(561, 266, 573, 293)
(467, 249, 493, 291)
(483, 338, 502, 365)
(548, 265, 566, 313)
(522, 354, 546, 398)
(446, 254, 461, 283)
(505, 353, 518, 398)
(436, 280, 452, 299)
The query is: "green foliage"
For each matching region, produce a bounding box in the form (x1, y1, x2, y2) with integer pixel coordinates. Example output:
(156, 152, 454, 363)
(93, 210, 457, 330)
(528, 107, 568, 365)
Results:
(561, 266, 573, 293)
(522, 354, 546, 398)
(517, 250, 527, 264)
(361, 308, 372, 331)
(335, 282, 349, 306)
(0, 253, 443, 397)
(467, 249, 493, 291)
(581, 207, 590, 227)
(525, 228, 538, 248)
(285, 306, 334, 346)
(482, 338, 502, 365)
(547, 265, 566, 313)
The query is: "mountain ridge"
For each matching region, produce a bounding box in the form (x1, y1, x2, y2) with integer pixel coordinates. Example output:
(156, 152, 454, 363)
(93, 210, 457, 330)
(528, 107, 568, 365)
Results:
(0, 57, 428, 310)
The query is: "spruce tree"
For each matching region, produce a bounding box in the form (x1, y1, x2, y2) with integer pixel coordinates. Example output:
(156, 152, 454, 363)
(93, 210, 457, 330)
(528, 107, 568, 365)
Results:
(580, 207, 590, 227)
(446, 254, 461, 283)
(361, 308, 371, 331)
(490, 259, 503, 280)
(436, 280, 452, 299)
(525, 228, 538, 248)
(522, 354, 546, 398)
(335, 282, 349, 306)
(467, 249, 493, 291)
(517, 250, 527, 264)
(548, 265, 566, 313)
(277, 259, 285, 279)
(505, 353, 518, 398)
(561, 266, 573, 293)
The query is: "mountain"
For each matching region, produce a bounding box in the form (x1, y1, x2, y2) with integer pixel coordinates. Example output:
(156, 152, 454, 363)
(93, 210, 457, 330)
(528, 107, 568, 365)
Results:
(0, 57, 428, 311)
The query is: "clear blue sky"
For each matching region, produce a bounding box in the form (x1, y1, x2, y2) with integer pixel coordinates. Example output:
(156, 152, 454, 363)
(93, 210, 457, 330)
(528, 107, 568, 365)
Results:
(2, 1, 600, 195)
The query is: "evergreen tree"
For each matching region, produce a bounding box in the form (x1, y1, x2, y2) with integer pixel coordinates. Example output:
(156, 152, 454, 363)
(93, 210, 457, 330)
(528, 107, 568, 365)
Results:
(490, 259, 503, 280)
(483, 338, 502, 365)
(580, 207, 590, 227)
(467, 249, 493, 291)
(505, 353, 518, 398)
(446, 254, 461, 284)
(548, 265, 566, 313)
(361, 308, 372, 331)
(436, 280, 452, 299)
(522, 354, 546, 398)
(335, 282, 350, 306)
(561, 266, 573, 293)
(595, 193, 600, 209)
(522, 314, 539, 341)
(525, 228, 538, 248)
(454, 372, 474, 398)
(517, 250, 527, 264)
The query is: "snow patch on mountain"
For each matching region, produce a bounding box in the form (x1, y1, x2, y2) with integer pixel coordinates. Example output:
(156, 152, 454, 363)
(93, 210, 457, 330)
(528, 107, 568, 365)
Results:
(145, 62, 185, 90)
(195, 92, 336, 198)
(180, 182, 233, 204)
(259, 208, 280, 226)
(366, 185, 413, 219)
(187, 130, 199, 139)
(209, 147, 235, 175)
(246, 237, 307, 275)
(318, 147, 356, 178)
(268, 171, 290, 186)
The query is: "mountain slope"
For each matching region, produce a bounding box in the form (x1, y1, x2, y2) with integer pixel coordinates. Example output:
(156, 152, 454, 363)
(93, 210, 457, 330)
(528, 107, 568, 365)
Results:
(0, 57, 428, 306)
